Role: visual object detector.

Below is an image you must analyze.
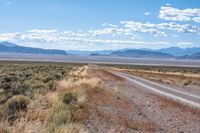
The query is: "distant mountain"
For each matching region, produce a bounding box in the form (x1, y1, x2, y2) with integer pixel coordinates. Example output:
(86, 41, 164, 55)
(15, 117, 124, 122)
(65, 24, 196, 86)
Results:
(0, 41, 17, 47)
(66, 50, 113, 55)
(181, 52, 200, 59)
(89, 53, 102, 56)
(158, 47, 200, 56)
(109, 49, 174, 58)
(0, 42, 67, 55)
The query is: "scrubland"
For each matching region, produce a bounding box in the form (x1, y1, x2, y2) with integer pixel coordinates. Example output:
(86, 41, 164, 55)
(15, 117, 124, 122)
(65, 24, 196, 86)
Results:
(0, 62, 200, 132)
(0, 61, 86, 133)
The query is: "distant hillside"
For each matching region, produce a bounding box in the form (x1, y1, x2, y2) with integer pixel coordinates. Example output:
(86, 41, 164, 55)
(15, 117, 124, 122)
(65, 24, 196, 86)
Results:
(181, 52, 200, 59)
(158, 47, 200, 56)
(0, 42, 67, 55)
(109, 49, 173, 58)
(66, 50, 113, 55)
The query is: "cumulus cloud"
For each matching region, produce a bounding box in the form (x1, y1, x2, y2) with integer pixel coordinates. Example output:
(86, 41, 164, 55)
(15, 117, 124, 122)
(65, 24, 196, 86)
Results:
(88, 27, 122, 36)
(177, 42, 193, 47)
(121, 21, 167, 37)
(0, 29, 171, 49)
(120, 21, 199, 35)
(102, 23, 118, 28)
(159, 6, 200, 23)
(193, 17, 200, 23)
(156, 22, 199, 33)
(28, 29, 58, 34)
(0, 20, 199, 50)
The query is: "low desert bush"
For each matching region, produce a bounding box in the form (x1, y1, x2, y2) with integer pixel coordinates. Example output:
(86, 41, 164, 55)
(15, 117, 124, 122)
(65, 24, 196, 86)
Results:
(6, 95, 29, 112)
(0, 105, 6, 120)
(183, 80, 192, 86)
(46, 102, 71, 133)
(59, 92, 77, 105)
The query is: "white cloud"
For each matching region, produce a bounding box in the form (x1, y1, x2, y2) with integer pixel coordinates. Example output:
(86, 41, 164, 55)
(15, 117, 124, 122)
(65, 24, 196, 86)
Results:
(159, 6, 200, 23)
(88, 27, 122, 36)
(0, 29, 171, 50)
(177, 42, 193, 47)
(102, 23, 118, 28)
(120, 21, 199, 35)
(0, 20, 199, 50)
(193, 17, 200, 23)
(120, 21, 167, 37)
(156, 22, 199, 33)
(28, 29, 58, 34)
(166, 3, 171, 6)
(144, 12, 151, 16)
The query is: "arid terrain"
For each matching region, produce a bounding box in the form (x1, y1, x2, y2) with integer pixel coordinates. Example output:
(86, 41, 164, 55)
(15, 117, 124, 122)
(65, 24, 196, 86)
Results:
(0, 61, 200, 133)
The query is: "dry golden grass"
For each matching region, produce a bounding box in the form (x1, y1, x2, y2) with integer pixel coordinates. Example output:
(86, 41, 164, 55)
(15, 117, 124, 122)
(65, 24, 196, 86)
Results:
(45, 66, 103, 133)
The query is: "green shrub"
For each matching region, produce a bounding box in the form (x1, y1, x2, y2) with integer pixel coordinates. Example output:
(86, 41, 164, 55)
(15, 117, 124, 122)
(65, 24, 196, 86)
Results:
(0, 105, 6, 120)
(47, 80, 55, 91)
(183, 80, 192, 86)
(47, 102, 71, 133)
(59, 92, 77, 105)
(12, 86, 26, 95)
(6, 95, 29, 112)
(54, 73, 62, 80)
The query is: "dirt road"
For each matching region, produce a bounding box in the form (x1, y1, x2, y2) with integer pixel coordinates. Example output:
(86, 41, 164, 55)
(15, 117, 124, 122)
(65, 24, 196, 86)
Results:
(111, 71, 200, 109)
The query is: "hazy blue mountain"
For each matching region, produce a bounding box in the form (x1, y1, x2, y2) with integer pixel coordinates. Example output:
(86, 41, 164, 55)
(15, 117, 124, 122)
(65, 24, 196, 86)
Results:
(158, 47, 200, 56)
(66, 50, 113, 55)
(0, 42, 67, 55)
(0, 41, 17, 47)
(181, 52, 200, 59)
(90, 53, 102, 56)
(109, 49, 174, 58)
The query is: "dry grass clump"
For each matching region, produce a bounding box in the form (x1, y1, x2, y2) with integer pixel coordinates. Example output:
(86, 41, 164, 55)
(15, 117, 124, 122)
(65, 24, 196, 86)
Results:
(183, 80, 192, 86)
(0, 105, 6, 120)
(46, 102, 71, 133)
(59, 92, 77, 105)
(69, 66, 89, 78)
(6, 95, 29, 112)
(45, 66, 102, 133)
(46, 90, 86, 133)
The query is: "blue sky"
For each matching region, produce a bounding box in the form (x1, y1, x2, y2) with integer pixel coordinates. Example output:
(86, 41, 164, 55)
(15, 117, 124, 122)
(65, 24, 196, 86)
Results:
(0, 0, 200, 50)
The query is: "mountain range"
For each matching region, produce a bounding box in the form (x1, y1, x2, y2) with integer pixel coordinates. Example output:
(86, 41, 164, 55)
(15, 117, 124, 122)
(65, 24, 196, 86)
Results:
(157, 47, 200, 57)
(109, 49, 173, 58)
(0, 41, 200, 60)
(0, 42, 67, 55)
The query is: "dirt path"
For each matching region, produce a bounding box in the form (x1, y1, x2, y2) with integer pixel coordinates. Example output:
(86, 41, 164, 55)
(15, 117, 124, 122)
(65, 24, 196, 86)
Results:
(112, 71, 200, 108)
